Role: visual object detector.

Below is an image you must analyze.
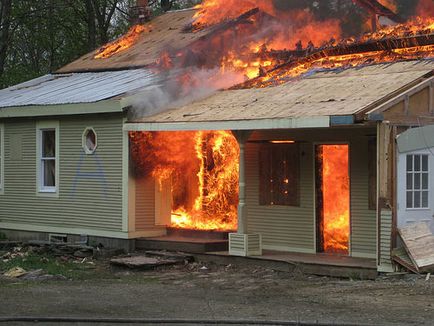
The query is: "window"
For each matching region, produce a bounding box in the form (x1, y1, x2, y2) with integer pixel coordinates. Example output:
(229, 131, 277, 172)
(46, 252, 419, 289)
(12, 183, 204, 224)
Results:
(0, 123, 3, 192)
(259, 143, 299, 206)
(406, 154, 429, 209)
(82, 127, 97, 154)
(37, 121, 59, 194)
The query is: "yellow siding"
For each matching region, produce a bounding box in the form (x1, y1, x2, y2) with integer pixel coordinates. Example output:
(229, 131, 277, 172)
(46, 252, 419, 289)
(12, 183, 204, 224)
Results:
(0, 114, 124, 234)
(135, 177, 156, 229)
(379, 209, 394, 271)
(350, 135, 377, 258)
(246, 141, 315, 252)
(246, 128, 377, 257)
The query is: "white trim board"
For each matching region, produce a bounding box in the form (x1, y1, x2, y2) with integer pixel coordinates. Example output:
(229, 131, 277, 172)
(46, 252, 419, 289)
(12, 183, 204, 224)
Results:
(0, 101, 123, 118)
(36, 120, 60, 197)
(124, 116, 330, 132)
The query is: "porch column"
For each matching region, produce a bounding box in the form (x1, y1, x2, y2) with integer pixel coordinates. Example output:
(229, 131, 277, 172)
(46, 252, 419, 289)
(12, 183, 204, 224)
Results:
(232, 130, 250, 234)
(238, 140, 247, 233)
(230, 130, 262, 256)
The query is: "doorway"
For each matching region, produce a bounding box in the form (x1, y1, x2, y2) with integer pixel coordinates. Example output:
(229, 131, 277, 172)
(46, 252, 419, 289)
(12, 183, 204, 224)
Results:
(315, 144, 350, 255)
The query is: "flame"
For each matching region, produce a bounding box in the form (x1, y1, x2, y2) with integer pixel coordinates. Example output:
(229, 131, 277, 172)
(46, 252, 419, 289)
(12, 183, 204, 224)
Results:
(94, 25, 149, 59)
(320, 145, 350, 254)
(193, 0, 276, 30)
(159, 1, 433, 92)
(130, 131, 239, 231)
(236, 18, 434, 89)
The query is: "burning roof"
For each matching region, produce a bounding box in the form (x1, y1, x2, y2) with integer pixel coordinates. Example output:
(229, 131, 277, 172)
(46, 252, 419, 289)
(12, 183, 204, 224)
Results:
(57, 9, 209, 73)
(57, 0, 434, 118)
(129, 60, 434, 126)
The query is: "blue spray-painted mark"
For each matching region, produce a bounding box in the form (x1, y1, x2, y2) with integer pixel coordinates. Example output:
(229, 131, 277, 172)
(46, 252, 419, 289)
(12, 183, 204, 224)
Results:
(70, 152, 108, 199)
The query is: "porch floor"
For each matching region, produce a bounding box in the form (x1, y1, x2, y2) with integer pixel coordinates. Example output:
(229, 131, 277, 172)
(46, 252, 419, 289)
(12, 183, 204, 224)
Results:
(200, 250, 378, 279)
(136, 235, 377, 278)
(210, 250, 376, 269)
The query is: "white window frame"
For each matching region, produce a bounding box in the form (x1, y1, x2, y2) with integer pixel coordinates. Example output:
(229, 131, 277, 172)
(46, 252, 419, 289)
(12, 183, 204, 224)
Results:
(0, 123, 4, 194)
(406, 153, 429, 210)
(36, 121, 59, 196)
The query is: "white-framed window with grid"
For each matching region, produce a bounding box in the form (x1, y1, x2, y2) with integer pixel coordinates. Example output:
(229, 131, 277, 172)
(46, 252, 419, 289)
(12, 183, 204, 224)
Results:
(36, 121, 59, 195)
(406, 154, 429, 209)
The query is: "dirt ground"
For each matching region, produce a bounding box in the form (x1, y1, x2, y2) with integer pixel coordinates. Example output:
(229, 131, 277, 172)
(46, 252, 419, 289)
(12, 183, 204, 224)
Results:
(1, 258, 434, 326)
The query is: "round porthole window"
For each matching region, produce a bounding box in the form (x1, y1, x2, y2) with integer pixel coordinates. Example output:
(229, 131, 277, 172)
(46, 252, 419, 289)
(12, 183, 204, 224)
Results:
(82, 127, 97, 154)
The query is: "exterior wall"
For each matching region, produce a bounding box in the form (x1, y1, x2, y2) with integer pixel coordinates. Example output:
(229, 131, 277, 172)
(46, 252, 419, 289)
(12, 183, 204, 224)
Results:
(350, 137, 376, 258)
(245, 127, 377, 258)
(0, 114, 126, 238)
(134, 177, 156, 230)
(378, 209, 394, 272)
(246, 141, 315, 253)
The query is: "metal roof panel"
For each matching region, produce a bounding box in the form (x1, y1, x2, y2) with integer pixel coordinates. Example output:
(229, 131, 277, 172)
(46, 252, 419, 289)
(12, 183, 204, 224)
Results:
(0, 69, 160, 108)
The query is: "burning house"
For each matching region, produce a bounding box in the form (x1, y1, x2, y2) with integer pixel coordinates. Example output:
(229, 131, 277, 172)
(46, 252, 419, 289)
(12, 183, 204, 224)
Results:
(0, 0, 433, 275)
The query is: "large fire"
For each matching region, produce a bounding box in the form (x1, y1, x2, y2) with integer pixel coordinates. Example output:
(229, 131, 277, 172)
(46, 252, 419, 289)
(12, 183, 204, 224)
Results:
(153, 0, 434, 91)
(319, 145, 350, 254)
(105, 0, 434, 236)
(130, 131, 239, 231)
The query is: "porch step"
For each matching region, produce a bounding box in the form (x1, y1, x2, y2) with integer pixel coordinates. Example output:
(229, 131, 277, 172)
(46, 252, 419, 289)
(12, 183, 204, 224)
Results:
(136, 236, 228, 253)
(166, 227, 230, 240)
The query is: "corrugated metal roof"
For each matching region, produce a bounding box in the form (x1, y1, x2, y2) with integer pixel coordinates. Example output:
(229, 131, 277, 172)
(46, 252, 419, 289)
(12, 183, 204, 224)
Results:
(133, 60, 434, 124)
(0, 69, 160, 108)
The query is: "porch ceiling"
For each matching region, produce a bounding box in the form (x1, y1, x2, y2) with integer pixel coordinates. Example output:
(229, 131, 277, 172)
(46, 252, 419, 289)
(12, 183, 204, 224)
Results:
(126, 60, 434, 131)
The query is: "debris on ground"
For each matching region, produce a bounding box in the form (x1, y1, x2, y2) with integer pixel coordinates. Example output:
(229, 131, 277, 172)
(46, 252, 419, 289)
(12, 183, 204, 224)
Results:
(3, 266, 27, 278)
(145, 250, 194, 263)
(392, 247, 419, 274)
(398, 222, 434, 273)
(111, 255, 181, 270)
(0, 240, 125, 281)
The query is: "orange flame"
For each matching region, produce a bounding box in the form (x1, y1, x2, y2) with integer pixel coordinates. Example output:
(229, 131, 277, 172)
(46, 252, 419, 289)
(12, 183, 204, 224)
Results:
(193, 0, 276, 30)
(321, 145, 350, 254)
(181, 1, 434, 88)
(130, 131, 239, 231)
(236, 18, 434, 89)
(94, 25, 149, 59)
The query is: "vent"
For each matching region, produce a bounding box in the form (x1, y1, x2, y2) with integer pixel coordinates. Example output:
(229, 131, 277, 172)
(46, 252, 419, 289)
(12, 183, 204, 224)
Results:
(49, 234, 67, 243)
(229, 233, 262, 257)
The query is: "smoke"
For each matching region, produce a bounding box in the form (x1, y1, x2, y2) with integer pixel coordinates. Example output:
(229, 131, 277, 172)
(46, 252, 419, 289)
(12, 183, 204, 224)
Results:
(129, 67, 245, 119)
(129, 0, 433, 119)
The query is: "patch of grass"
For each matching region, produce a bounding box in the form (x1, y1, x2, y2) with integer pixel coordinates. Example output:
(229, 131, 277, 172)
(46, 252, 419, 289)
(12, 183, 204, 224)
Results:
(0, 253, 111, 280)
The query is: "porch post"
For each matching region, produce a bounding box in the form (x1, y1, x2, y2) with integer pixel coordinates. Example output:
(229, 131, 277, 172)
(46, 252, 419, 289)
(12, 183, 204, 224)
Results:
(237, 138, 247, 234)
(229, 130, 262, 257)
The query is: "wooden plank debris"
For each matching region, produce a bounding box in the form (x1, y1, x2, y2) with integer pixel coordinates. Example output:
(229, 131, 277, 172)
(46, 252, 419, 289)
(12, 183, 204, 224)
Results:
(110, 255, 179, 269)
(398, 222, 434, 272)
(392, 247, 419, 274)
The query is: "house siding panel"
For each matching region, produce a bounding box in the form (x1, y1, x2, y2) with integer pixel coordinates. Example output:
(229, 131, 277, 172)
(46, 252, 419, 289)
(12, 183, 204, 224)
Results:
(379, 209, 393, 271)
(350, 137, 377, 258)
(245, 128, 377, 258)
(135, 177, 156, 229)
(0, 114, 124, 235)
(246, 142, 315, 253)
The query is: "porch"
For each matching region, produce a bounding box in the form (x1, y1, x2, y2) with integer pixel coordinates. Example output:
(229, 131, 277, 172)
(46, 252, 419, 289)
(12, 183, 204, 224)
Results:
(198, 250, 377, 279)
(136, 234, 377, 279)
